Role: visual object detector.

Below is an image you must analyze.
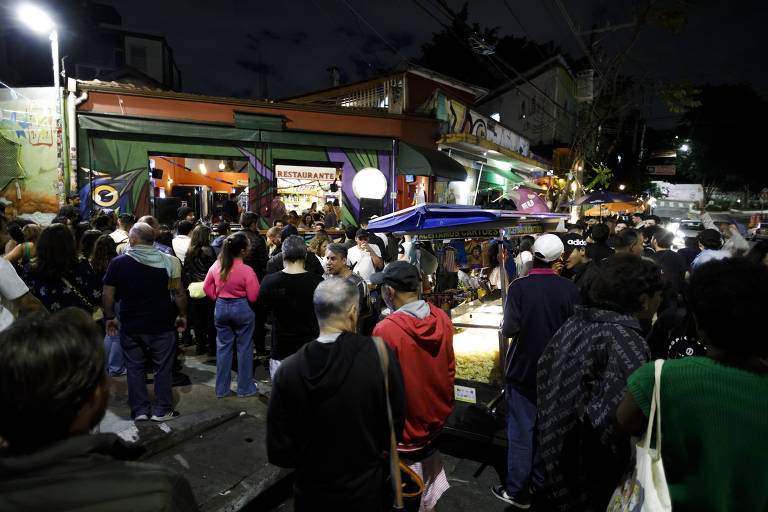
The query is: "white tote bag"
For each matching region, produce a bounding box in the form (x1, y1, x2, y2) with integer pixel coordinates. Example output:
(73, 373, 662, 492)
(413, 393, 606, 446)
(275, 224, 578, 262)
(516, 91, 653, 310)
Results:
(607, 359, 672, 512)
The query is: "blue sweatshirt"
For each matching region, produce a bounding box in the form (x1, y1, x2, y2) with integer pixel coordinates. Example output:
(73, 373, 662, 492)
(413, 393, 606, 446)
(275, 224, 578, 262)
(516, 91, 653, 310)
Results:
(502, 268, 580, 397)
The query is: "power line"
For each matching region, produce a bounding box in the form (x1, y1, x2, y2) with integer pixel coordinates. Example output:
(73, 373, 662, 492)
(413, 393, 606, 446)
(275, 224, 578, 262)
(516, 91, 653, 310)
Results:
(500, 0, 551, 63)
(339, 0, 409, 61)
(552, 0, 603, 79)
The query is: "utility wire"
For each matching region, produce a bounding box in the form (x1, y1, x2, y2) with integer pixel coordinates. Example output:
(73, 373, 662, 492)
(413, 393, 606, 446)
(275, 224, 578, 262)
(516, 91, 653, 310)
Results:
(552, 0, 603, 79)
(340, 0, 410, 61)
(307, 0, 381, 71)
(501, 0, 551, 63)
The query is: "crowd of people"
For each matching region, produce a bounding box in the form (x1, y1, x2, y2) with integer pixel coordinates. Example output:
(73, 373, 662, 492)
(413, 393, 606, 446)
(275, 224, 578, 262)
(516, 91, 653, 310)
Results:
(0, 200, 766, 511)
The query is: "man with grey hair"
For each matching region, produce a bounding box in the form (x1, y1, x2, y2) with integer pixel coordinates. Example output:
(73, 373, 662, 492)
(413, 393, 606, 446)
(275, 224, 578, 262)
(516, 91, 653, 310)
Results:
(267, 278, 406, 511)
(258, 234, 324, 379)
(103, 222, 186, 422)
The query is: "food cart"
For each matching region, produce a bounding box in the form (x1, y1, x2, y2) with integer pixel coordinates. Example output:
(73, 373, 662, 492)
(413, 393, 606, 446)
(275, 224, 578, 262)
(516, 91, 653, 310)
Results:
(366, 204, 568, 446)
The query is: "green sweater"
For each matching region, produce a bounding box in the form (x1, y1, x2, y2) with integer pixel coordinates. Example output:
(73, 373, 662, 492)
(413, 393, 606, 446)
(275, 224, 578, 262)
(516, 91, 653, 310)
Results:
(627, 357, 768, 512)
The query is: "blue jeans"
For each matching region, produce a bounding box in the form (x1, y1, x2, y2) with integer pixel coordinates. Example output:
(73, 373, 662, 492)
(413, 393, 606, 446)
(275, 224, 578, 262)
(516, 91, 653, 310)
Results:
(214, 297, 257, 397)
(505, 382, 544, 501)
(120, 330, 175, 418)
(104, 303, 125, 376)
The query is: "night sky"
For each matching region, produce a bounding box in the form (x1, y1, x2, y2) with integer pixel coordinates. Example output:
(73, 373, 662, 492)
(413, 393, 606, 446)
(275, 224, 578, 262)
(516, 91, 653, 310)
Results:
(8, 0, 768, 126)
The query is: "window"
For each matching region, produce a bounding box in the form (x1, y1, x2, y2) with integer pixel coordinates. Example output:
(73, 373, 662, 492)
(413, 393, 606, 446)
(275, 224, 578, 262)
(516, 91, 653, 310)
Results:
(128, 44, 147, 72)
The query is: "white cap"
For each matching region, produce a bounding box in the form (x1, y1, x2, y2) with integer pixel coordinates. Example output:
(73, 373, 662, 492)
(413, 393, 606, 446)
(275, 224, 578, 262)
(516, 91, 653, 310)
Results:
(533, 233, 564, 262)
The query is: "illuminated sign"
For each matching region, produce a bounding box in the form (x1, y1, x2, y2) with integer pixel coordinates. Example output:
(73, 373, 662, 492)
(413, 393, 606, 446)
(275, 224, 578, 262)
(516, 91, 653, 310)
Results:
(275, 164, 337, 181)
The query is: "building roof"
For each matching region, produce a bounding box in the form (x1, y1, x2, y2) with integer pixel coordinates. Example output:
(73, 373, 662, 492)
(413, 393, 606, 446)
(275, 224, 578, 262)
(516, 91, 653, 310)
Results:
(75, 79, 438, 121)
(277, 61, 488, 104)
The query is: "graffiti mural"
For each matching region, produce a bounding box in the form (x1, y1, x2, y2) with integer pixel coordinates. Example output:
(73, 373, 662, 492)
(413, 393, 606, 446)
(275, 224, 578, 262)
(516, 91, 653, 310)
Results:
(0, 87, 59, 220)
(79, 128, 393, 226)
(430, 92, 531, 157)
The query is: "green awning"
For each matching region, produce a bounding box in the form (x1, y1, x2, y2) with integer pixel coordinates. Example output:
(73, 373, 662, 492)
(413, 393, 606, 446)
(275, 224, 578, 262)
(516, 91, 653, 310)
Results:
(481, 164, 524, 184)
(78, 113, 393, 150)
(397, 142, 467, 181)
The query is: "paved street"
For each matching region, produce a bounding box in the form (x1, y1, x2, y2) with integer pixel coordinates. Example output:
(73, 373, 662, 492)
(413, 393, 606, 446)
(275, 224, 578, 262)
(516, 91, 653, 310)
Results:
(100, 347, 517, 511)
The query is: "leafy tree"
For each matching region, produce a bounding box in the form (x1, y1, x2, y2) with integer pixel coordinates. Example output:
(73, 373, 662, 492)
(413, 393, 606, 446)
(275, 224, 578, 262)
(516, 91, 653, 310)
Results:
(677, 84, 768, 198)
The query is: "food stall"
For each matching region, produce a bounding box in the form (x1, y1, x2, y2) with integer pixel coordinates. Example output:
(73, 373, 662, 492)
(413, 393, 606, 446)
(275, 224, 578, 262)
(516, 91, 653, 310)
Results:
(366, 204, 568, 445)
(275, 162, 342, 214)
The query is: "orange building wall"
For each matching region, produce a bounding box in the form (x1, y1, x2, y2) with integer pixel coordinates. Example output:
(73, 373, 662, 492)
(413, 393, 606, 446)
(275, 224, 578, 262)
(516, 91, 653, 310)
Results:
(78, 92, 439, 148)
(80, 92, 440, 148)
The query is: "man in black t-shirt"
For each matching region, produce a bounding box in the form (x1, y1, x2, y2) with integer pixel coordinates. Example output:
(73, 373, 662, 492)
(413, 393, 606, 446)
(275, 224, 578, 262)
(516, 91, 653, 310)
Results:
(102, 223, 186, 422)
(258, 235, 323, 379)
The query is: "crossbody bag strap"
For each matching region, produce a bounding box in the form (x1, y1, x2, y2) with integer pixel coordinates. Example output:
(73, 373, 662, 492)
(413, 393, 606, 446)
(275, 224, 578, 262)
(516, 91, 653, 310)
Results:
(642, 359, 664, 454)
(61, 276, 95, 309)
(215, 262, 242, 299)
(372, 336, 404, 510)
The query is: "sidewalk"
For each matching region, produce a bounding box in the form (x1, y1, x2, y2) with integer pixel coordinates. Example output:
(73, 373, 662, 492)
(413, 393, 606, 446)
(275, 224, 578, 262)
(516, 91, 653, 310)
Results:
(101, 348, 514, 511)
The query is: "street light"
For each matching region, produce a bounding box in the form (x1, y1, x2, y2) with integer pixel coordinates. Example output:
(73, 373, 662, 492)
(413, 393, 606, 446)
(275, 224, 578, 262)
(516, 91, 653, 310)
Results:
(18, 4, 65, 205)
(619, 184, 626, 191)
(680, 144, 690, 153)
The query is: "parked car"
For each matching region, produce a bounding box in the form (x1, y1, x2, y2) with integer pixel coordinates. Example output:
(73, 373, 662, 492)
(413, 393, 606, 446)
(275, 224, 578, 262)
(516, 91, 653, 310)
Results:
(748, 221, 768, 241)
(670, 219, 705, 249)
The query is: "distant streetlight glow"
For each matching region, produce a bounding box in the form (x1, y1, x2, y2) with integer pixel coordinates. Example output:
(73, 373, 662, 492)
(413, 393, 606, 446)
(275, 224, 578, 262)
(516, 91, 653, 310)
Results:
(619, 184, 626, 191)
(18, 4, 54, 33)
(680, 144, 690, 152)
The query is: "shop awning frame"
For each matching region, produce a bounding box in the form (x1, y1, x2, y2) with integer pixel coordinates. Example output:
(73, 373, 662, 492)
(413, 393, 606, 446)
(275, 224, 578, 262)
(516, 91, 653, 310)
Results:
(396, 142, 468, 181)
(366, 203, 567, 235)
(78, 112, 394, 150)
(437, 133, 551, 175)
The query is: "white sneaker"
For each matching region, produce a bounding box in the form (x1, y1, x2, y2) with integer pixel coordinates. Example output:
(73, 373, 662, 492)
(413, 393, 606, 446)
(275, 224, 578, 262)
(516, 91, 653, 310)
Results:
(150, 410, 180, 422)
(490, 485, 531, 509)
(134, 414, 149, 422)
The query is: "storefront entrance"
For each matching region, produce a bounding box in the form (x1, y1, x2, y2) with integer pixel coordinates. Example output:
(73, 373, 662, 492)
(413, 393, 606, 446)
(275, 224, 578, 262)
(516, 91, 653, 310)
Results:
(149, 155, 249, 225)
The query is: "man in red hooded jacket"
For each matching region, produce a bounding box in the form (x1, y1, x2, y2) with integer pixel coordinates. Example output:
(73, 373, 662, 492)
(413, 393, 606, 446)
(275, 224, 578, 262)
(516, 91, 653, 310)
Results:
(372, 261, 455, 512)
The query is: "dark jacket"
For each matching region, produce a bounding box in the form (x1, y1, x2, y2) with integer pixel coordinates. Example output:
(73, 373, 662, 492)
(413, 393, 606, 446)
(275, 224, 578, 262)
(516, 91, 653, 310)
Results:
(267, 331, 406, 511)
(502, 269, 580, 397)
(210, 236, 225, 256)
(182, 246, 217, 287)
(537, 306, 649, 512)
(0, 434, 198, 511)
(266, 252, 324, 276)
(241, 229, 268, 281)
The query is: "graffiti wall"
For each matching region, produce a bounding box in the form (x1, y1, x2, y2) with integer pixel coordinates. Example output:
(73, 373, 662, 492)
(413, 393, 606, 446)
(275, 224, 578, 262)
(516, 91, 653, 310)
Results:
(0, 87, 59, 221)
(429, 91, 531, 157)
(78, 130, 393, 228)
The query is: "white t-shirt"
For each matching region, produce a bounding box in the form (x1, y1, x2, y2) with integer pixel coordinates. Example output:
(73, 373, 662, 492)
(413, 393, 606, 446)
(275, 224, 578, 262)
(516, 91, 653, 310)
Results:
(0, 258, 30, 332)
(347, 244, 381, 283)
(172, 235, 191, 264)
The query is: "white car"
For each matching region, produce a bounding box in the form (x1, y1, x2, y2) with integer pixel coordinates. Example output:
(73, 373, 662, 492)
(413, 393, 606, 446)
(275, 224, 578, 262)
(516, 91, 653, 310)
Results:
(669, 219, 704, 249)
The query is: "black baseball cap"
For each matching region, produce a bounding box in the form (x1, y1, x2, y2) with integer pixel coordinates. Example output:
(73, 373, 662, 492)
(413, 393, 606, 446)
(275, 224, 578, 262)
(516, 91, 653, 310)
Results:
(561, 233, 587, 253)
(370, 261, 421, 291)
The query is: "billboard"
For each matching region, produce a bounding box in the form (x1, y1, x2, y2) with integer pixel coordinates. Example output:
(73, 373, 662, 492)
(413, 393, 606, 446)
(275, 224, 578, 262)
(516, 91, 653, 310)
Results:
(653, 181, 703, 202)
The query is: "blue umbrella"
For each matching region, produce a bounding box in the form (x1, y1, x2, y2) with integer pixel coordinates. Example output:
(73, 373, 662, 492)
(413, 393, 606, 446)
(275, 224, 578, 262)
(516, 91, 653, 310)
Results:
(562, 190, 639, 207)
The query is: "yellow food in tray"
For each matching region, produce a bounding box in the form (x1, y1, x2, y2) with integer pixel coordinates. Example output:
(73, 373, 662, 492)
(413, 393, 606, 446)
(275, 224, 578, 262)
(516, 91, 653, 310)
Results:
(453, 328, 503, 385)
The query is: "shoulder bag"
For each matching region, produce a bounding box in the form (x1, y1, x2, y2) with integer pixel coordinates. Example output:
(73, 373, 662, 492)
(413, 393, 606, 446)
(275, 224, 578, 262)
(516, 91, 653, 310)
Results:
(371, 336, 424, 512)
(606, 359, 671, 512)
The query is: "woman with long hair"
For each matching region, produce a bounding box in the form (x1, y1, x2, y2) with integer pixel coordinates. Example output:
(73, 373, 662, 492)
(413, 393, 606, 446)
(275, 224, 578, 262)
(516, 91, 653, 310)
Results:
(79, 229, 102, 261)
(22, 223, 101, 314)
(183, 225, 218, 356)
(308, 232, 331, 268)
(4, 223, 40, 267)
(298, 213, 313, 231)
(203, 232, 260, 397)
(89, 234, 124, 376)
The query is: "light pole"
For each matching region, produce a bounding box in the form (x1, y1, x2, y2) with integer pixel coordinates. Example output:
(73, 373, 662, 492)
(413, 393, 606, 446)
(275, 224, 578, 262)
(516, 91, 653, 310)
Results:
(18, 4, 65, 206)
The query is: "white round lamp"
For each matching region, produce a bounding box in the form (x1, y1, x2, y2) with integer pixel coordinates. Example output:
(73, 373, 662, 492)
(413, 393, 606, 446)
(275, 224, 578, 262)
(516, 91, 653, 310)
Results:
(352, 167, 387, 199)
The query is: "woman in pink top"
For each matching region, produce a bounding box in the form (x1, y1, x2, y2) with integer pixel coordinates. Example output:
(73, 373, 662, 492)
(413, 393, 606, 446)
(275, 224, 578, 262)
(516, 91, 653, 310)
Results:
(204, 232, 260, 397)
